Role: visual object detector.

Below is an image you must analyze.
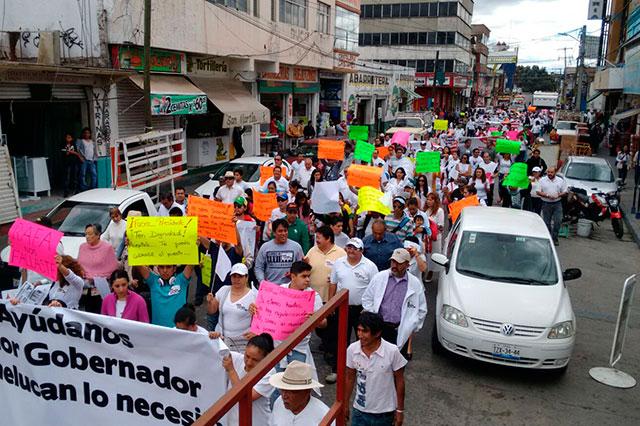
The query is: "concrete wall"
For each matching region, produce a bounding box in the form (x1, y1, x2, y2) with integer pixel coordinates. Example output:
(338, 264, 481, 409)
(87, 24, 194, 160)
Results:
(358, 45, 472, 65)
(106, 0, 335, 70)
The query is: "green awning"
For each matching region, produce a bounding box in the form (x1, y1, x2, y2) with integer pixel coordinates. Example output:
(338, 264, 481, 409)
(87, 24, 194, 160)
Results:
(259, 81, 293, 94)
(400, 87, 423, 99)
(293, 82, 320, 94)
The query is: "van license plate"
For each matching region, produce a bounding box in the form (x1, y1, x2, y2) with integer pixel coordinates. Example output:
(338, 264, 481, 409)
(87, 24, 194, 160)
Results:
(492, 344, 521, 360)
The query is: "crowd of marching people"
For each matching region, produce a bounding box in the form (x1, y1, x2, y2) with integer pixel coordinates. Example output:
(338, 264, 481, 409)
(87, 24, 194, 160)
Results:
(9, 106, 578, 425)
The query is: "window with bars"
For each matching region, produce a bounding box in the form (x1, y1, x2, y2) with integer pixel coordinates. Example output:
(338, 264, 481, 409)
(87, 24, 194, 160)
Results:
(280, 0, 307, 28)
(358, 31, 459, 46)
(317, 2, 330, 34)
(359, 2, 463, 19)
(213, 0, 248, 12)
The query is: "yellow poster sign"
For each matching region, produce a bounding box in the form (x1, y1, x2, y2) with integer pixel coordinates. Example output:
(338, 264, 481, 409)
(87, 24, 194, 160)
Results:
(357, 186, 391, 216)
(126, 216, 199, 266)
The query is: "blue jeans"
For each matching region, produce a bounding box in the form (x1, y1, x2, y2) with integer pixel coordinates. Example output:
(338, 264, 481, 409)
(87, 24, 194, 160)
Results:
(79, 160, 97, 191)
(351, 408, 395, 426)
(270, 350, 306, 408)
(541, 200, 563, 240)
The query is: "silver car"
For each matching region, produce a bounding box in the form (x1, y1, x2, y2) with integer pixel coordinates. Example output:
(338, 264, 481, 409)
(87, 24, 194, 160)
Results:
(559, 156, 618, 197)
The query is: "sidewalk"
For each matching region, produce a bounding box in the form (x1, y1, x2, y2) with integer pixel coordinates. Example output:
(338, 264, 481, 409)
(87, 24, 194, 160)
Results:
(602, 152, 640, 248)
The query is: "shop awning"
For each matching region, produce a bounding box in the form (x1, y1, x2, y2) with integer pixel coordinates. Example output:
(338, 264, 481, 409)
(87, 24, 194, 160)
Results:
(400, 87, 423, 99)
(191, 77, 270, 128)
(611, 107, 640, 124)
(129, 75, 207, 115)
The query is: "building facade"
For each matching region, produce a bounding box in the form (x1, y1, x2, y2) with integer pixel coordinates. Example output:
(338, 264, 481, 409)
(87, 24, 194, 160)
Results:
(470, 24, 492, 108)
(356, 0, 474, 112)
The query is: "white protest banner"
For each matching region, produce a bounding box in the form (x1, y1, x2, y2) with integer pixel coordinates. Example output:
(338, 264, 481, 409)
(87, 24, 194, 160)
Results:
(310, 181, 341, 214)
(0, 301, 226, 425)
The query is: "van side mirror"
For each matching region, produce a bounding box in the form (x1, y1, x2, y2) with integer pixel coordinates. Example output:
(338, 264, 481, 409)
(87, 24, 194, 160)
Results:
(209, 173, 215, 180)
(431, 253, 450, 271)
(563, 268, 582, 281)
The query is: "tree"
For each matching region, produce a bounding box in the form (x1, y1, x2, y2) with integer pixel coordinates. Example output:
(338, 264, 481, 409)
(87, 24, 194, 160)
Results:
(514, 65, 559, 93)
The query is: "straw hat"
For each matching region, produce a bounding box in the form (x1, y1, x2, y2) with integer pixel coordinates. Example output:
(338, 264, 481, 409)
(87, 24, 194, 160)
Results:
(268, 361, 324, 390)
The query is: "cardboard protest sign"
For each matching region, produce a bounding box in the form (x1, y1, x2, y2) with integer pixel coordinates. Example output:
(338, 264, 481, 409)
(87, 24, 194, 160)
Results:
(495, 139, 521, 155)
(318, 139, 345, 161)
(349, 125, 369, 142)
(236, 220, 257, 263)
(187, 196, 237, 245)
(126, 216, 199, 265)
(347, 164, 384, 188)
(433, 119, 448, 131)
(448, 195, 480, 223)
(310, 181, 341, 214)
(0, 300, 226, 426)
(375, 145, 391, 160)
(415, 151, 441, 174)
(201, 254, 212, 287)
(390, 131, 410, 148)
(491, 131, 503, 137)
(8, 218, 63, 281)
(357, 186, 391, 216)
(506, 130, 520, 140)
(259, 165, 287, 185)
(354, 140, 376, 162)
(250, 281, 316, 340)
(252, 191, 278, 222)
(502, 162, 531, 189)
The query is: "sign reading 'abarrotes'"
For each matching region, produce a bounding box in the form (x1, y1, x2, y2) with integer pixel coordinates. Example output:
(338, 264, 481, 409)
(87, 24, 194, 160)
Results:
(0, 302, 226, 425)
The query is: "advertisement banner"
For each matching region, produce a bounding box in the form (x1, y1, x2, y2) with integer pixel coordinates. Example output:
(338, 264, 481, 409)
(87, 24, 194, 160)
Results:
(151, 94, 207, 116)
(0, 301, 226, 425)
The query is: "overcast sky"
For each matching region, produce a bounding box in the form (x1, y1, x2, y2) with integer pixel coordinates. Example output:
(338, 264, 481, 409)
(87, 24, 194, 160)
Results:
(472, 0, 603, 72)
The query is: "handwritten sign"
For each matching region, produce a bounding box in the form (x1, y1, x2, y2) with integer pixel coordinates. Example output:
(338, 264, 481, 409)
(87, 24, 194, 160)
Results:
(126, 216, 199, 266)
(187, 196, 237, 245)
(375, 145, 391, 160)
(259, 165, 287, 185)
(250, 281, 316, 340)
(390, 131, 410, 148)
(433, 119, 448, 131)
(347, 164, 384, 188)
(357, 186, 391, 216)
(503, 162, 531, 188)
(8, 218, 63, 281)
(318, 139, 345, 161)
(448, 195, 480, 223)
(415, 151, 441, 173)
(349, 125, 369, 142)
(491, 131, 503, 137)
(495, 139, 521, 155)
(201, 254, 212, 287)
(252, 191, 279, 222)
(354, 140, 376, 162)
(506, 130, 519, 141)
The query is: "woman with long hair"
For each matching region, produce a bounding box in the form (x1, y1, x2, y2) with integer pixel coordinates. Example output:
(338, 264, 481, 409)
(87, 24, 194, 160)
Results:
(425, 193, 445, 283)
(415, 174, 431, 210)
(471, 167, 489, 205)
(456, 154, 472, 179)
(100, 269, 149, 322)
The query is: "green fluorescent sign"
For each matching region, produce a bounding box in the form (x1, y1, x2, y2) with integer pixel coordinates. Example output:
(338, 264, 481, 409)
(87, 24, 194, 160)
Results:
(151, 94, 207, 115)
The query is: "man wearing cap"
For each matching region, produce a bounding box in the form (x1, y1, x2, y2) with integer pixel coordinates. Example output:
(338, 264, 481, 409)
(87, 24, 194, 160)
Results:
(215, 171, 245, 204)
(362, 219, 403, 271)
(270, 361, 332, 425)
(362, 248, 427, 356)
(384, 197, 414, 240)
(255, 218, 304, 285)
(330, 238, 379, 343)
(285, 202, 311, 253)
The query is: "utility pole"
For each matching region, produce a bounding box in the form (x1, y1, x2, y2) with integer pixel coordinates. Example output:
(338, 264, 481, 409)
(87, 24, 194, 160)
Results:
(575, 25, 587, 112)
(143, 0, 152, 132)
(559, 47, 570, 107)
(597, 0, 608, 67)
(432, 50, 439, 110)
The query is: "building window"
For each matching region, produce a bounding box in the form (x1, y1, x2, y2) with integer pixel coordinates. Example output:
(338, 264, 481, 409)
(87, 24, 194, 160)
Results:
(417, 60, 426, 72)
(437, 31, 446, 45)
(419, 3, 429, 17)
(363, 33, 372, 46)
(448, 1, 458, 16)
(444, 59, 454, 72)
(418, 32, 427, 44)
(280, 0, 307, 28)
(407, 60, 417, 69)
(439, 2, 449, 17)
(427, 32, 436, 45)
(390, 32, 399, 45)
(429, 3, 438, 17)
(381, 33, 390, 45)
(373, 4, 382, 18)
(212, 0, 248, 12)
(426, 59, 435, 72)
(253, 0, 259, 17)
(382, 4, 391, 17)
(400, 3, 410, 17)
(372, 33, 381, 45)
(392, 4, 401, 17)
(446, 31, 455, 45)
(271, 0, 277, 20)
(317, 2, 330, 34)
(408, 32, 418, 45)
(335, 7, 359, 51)
(361, 4, 372, 18)
(410, 3, 420, 17)
(399, 32, 408, 44)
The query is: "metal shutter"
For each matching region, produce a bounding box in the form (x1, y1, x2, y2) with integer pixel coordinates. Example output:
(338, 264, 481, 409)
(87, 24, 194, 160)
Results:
(0, 144, 21, 224)
(0, 84, 31, 100)
(51, 85, 88, 100)
(116, 79, 176, 139)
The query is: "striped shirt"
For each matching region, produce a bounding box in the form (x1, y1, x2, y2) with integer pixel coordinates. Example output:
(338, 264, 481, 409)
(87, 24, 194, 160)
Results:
(384, 213, 414, 239)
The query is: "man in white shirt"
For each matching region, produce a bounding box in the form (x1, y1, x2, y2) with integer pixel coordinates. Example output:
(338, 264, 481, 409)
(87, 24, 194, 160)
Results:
(174, 186, 187, 214)
(157, 192, 181, 216)
(215, 171, 245, 204)
(290, 153, 304, 180)
(346, 312, 406, 426)
(262, 165, 289, 193)
(296, 157, 315, 190)
(330, 238, 379, 341)
(233, 169, 249, 191)
(270, 361, 333, 426)
(536, 167, 568, 246)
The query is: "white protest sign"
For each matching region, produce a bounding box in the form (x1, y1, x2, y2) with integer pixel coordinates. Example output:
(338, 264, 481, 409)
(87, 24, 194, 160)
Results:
(0, 301, 226, 425)
(310, 181, 341, 214)
(236, 220, 257, 265)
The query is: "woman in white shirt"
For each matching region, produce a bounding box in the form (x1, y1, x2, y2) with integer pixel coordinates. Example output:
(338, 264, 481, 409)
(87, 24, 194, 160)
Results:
(207, 263, 257, 352)
(415, 175, 431, 210)
(456, 154, 472, 179)
(425, 193, 445, 282)
(386, 167, 410, 197)
(102, 208, 127, 252)
(445, 151, 460, 181)
(222, 333, 276, 426)
(529, 167, 543, 214)
(471, 167, 490, 204)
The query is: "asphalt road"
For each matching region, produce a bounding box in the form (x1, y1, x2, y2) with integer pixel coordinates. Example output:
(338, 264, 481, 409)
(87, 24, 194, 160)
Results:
(310, 217, 640, 426)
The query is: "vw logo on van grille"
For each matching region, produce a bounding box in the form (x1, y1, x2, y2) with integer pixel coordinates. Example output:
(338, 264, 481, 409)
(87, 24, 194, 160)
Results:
(501, 323, 515, 336)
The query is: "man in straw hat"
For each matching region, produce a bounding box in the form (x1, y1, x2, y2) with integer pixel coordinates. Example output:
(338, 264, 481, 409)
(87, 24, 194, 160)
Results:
(270, 361, 333, 425)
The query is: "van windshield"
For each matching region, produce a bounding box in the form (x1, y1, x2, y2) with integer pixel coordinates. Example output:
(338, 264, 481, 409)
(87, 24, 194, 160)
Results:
(47, 201, 115, 236)
(456, 231, 558, 285)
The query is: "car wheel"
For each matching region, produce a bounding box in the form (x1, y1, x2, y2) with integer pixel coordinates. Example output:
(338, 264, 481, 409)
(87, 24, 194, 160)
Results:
(431, 322, 445, 355)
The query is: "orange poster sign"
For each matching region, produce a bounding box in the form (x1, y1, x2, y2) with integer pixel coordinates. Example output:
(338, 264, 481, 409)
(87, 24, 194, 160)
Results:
(448, 195, 480, 223)
(346, 164, 384, 188)
(187, 195, 238, 245)
(252, 191, 279, 222)
(318, 139, 345, 161)
(259, 165, 287, 185)
(375, 146, 391, 160)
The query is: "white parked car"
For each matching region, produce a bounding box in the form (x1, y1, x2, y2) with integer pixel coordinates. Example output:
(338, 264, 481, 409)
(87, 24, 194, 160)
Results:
(431, 207, 582, 371)
(194, 156, 292, 198)
(559, 156, 619, 197)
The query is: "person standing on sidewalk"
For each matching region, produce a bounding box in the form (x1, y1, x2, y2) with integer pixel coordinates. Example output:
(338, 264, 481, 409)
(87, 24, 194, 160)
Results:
(62, 132, 82, 197)
(77, 127, 98, 191)
(615, 146, 631, 185)
(536, 167, 568, 246)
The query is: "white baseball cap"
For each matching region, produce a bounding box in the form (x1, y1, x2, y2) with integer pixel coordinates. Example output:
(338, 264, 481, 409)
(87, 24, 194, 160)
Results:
(230, 263, 249, 276)
(345, 237, 364, 250)
(532, 166, 542, 173)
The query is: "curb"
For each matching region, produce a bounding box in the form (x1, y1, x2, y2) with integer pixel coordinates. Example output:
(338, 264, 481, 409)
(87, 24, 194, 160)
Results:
(621, 201, 640, 249)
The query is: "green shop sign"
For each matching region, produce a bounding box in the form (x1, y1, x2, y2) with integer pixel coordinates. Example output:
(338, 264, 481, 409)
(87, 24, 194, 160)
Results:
(151, 94, 207, 115)
(112, 45, 184, 73)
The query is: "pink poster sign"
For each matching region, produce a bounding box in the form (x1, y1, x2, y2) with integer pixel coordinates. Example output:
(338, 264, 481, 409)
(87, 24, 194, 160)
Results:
(506, 130, 519, 140)
(8, 218, 63, 281)
(250, 281, 315, 340)
(390, 131, 410, 148)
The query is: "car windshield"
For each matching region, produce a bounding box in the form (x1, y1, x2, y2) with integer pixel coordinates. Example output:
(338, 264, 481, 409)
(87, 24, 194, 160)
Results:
(47, 201, 115, 236)
(565, 162, 614, 182)
(212, 163, 261, 182)
(557, 122, 578, 130)
(456, 231, 558, 285)
(395, 118, 422, 128)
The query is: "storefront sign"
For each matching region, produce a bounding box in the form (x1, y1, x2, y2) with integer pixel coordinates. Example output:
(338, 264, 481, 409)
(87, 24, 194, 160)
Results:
(453, 76, 468, 88)
(0, 69, 98, 85)
(186, 56, 229, 77)
(415, 75, 451, 87)
(151, 94, 207, 115)
(334, 49, 358, 72)
(111, 45, 184, 73)
(261, 65, 318, 83)
(225, 110, 270, 128)
(349, 73, 389, 86)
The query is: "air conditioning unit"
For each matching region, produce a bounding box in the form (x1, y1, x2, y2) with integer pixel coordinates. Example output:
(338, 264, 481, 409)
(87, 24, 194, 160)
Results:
(37, 31, 61, 65)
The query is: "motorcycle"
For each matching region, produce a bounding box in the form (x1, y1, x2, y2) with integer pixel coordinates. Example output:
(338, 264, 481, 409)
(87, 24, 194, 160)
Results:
(565, 187, 624, 239)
